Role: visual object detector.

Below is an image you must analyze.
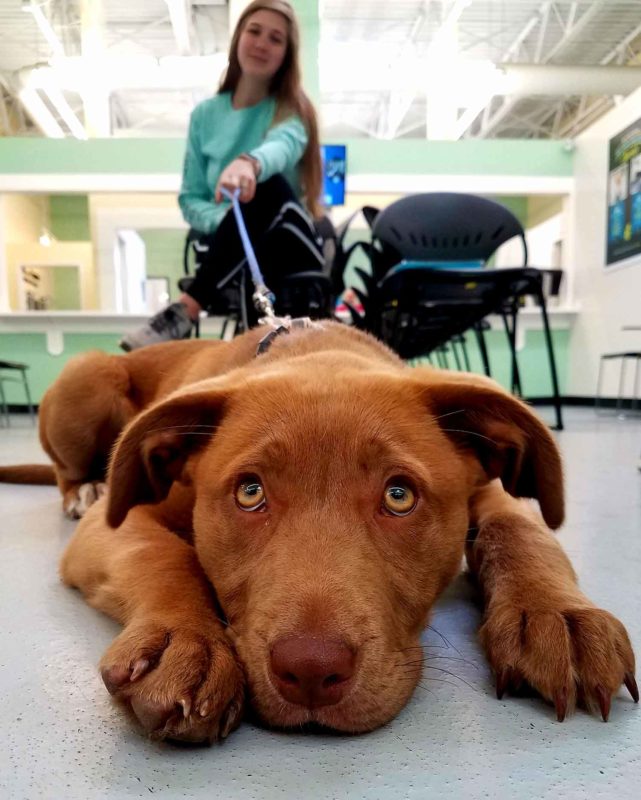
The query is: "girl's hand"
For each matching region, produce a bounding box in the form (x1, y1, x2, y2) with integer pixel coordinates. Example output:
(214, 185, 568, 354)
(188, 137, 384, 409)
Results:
(215, 158, 257, 203)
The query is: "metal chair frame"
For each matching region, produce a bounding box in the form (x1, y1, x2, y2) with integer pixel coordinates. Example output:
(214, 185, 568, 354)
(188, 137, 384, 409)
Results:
(0, 360, 36, 426)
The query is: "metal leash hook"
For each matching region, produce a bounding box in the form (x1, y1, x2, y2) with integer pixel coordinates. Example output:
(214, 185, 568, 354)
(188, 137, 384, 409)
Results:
(220, 186, 277, 324)
(220, 185, 324, 356)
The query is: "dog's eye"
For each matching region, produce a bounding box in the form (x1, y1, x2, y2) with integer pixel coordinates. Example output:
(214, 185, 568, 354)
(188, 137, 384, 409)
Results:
(382, 482, 416, 516)
(235, 477, 266, 511)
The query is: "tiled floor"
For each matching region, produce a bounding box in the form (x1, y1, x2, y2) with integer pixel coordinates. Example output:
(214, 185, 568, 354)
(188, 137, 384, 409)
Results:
(1, 407, 640, 800)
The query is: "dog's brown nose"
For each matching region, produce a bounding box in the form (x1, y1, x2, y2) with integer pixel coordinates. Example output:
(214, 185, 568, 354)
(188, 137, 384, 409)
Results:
(270, 636, 356, 709)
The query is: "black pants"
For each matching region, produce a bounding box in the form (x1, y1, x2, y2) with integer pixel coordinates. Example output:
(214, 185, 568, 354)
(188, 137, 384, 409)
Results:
(186, 175, 323, 310)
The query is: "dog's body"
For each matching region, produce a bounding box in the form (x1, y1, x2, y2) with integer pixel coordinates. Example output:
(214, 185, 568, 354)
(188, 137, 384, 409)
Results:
(2, 322, 636, 741)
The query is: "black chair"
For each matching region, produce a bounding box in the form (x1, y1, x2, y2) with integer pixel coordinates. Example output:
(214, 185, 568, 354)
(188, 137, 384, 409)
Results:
(0, 360, 36, 426)
(344, 192, 564, 430)
(179, 212, 336, 337)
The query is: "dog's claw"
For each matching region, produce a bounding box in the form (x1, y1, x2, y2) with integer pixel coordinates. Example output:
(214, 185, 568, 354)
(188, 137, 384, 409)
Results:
(130, 658, 150, 682)
(594, 685, 610, 722)
(199, 700, 210, 717)
(554, 687, 568, 722)
(624, 673, 639, 703)
(496, 667, 511, 700)
(178, 697, 192, 719)
(220, 699, 243, 739)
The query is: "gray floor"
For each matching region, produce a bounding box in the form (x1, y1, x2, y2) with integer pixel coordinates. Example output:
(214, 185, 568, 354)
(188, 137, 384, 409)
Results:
(1, 407, 640, 800)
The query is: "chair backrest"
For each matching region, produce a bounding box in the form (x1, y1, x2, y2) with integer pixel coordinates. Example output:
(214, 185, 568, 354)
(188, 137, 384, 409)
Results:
(370, 192, 528, 280)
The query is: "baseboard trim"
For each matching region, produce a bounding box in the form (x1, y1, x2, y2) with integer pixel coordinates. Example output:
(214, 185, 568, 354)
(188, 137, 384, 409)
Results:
(2, 404, 40, 415)
(527, 396, 640, 410)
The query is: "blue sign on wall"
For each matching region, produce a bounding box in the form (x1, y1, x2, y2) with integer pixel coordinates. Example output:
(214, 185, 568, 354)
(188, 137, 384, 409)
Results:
(321, 144, 347, 207)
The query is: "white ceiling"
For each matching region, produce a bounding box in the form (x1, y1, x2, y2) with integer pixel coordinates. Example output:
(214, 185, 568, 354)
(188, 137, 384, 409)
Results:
(1, 0, 641, 141)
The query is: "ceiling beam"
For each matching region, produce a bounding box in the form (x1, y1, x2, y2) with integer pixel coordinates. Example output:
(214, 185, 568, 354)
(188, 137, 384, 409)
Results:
(79, 0, 110, 136)
(458, 0, 549, 138)
(164, 0, 194, 55)
(471, 0, 612, 138)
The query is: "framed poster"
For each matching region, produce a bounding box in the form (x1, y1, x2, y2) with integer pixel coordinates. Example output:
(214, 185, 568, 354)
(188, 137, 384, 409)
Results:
(606, 118, 641, 266)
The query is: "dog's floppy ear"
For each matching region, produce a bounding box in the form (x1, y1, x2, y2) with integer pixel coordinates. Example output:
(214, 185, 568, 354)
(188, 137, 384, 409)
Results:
(415, 371, 564, 529)
(106, 386, 228, 529)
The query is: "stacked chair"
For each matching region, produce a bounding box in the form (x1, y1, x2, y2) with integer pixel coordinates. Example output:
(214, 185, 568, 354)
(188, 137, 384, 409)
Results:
(337, 192, 564, 430)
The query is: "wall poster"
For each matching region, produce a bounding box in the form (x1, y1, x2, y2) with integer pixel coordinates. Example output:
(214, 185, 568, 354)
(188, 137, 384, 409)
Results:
(606, 118, 641, 266)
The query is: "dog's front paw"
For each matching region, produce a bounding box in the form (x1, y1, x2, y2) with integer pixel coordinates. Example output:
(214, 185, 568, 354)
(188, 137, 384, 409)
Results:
(481, 601, 638, 721)
(100, 620, 245, 743)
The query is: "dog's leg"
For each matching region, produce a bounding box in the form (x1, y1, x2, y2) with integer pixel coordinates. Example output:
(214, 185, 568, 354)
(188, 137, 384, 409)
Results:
(60, 499, 245, 742)
(466, 480, 637, 721)
(39, 351, 137, 519)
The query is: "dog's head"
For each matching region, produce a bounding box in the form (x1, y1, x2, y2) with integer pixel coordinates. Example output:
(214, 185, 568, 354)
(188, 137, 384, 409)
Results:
(106, 355, 563, 733)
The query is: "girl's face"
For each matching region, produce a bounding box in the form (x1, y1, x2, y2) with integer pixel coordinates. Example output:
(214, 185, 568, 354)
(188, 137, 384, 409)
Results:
(237, 9, 289, 83)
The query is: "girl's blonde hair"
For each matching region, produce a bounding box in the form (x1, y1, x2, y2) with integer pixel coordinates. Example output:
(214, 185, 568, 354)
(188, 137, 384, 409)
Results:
(219, 0, 323, 218)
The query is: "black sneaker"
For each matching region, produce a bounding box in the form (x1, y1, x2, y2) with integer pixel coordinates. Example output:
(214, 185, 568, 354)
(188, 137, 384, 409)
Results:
(119, 303, 194, 351)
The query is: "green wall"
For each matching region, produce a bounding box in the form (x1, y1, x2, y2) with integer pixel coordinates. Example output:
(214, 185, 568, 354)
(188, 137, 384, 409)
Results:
(0, 327, 567, 406)
(0, 137, 573, 177)
(51, 266, 81, 309)
(49, 195, 90, 240)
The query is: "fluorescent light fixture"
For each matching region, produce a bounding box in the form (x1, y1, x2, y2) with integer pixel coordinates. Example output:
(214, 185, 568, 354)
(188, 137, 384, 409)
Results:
(22, 1, 65, 57)
(18, 86, 64, 137)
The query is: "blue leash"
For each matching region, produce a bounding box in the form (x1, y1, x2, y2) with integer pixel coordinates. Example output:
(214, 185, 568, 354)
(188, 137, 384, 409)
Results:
(220, 186, 276, 322)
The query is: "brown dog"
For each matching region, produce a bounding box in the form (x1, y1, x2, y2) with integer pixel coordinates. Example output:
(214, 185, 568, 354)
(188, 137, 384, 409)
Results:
(2, 322, 637, 742)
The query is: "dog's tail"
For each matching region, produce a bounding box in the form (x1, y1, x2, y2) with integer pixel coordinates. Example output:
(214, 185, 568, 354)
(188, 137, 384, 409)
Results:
(0, 464, 57, 485)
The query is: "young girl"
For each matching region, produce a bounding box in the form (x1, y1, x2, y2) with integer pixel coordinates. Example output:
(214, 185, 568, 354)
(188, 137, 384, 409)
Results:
(120, 0, 323, 350)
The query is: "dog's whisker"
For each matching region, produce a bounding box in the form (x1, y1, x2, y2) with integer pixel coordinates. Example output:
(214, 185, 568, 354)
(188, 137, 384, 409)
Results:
(440, 427, 499, 445)
(398, 655, 479, 670)
(420, 665, 478, 693)
(425, 625, 463, 657)
(144, 424, 221, 435)
(393, 645, 448, 654)
(432, 408, 466, 422)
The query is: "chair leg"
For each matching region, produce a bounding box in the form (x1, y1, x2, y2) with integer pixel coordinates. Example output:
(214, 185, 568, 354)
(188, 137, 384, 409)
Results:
(474, 325, 492, 377)
(459, 335, 471, 372)
(595, 356, 606, 414)
(435, 348, 447, 369)
(450, 340, 462, 371)
(0, 380, 7, 427)
(220, 316, 238, 342)
(536, 287, 564, 431)
(501, 309, 522, 397)
(20, 368, 36, 426)
(617, 358, 627, 414)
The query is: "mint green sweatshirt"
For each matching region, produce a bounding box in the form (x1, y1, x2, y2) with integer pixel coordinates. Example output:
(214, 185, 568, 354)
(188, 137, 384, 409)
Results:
(178, 91, 308, 234)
